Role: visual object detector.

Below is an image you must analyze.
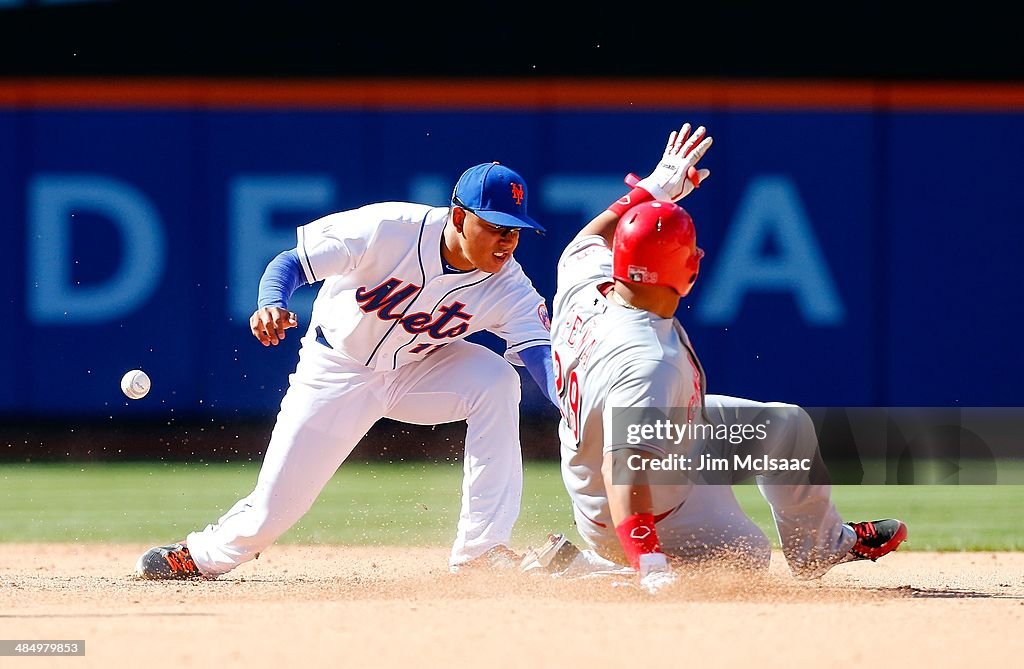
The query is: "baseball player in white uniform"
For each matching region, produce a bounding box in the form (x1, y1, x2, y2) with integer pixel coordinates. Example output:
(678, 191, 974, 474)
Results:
(544, 124, 907, 593)
(136, 161, 559, 579)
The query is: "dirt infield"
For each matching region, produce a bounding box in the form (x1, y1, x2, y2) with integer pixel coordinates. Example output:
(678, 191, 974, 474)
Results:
(2, 544, 1022, 668)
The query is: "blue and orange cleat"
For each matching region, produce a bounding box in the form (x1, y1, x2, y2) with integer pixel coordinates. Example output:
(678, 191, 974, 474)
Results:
(135, 542, 208, 580)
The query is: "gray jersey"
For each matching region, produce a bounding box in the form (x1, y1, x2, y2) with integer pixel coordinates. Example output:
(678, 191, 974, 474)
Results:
(551, 235, 707, 529)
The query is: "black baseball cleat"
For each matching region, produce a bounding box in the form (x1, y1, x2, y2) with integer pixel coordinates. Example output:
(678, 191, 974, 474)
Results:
(842, 519, 909, 562)
(135, 542, 208, 580)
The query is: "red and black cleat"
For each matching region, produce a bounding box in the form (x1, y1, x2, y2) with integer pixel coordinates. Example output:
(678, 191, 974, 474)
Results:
(845, 519, 909, 562)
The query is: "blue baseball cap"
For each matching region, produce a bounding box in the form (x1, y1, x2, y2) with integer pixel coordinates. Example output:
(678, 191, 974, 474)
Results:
(451, 162, 545, 233)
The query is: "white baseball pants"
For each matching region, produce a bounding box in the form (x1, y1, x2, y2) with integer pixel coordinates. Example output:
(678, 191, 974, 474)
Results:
(186, 335, 524, 576)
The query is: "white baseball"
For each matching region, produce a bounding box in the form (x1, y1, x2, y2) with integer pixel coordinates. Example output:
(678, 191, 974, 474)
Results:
(121, 369, 151, 400)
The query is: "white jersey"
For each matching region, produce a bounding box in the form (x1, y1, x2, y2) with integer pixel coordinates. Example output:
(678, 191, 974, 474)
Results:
(296, 202, 550, 372)
(551, 235, 707, 528)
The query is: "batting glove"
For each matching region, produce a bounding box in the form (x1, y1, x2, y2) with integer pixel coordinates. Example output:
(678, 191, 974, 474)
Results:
(635, 123, 713, 203)
(637, 552, 677, 595)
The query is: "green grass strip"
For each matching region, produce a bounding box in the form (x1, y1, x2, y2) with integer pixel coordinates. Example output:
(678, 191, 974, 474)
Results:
(1, 462, 1021, 550)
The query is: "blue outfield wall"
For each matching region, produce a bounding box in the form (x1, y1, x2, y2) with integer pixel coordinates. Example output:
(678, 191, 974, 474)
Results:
(2, 107, 1022, 418)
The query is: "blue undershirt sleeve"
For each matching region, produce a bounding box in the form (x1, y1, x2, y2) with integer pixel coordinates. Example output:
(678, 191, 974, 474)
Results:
(519, 344, 559, 409)
(257, 249, 308, 309)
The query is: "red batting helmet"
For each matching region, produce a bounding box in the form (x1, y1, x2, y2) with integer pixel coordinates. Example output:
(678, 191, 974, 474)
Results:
(612, 201, 703, 297)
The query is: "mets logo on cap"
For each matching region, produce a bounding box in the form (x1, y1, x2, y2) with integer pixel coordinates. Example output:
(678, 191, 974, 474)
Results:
(452, 162, 546, 233)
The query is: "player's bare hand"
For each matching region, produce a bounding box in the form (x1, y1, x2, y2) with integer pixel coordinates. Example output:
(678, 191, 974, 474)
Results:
(636, 122, 713, 202)
(250, 307, 298, 347)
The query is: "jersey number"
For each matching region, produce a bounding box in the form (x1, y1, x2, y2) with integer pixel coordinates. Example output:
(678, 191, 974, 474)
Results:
(553, 350, 581, 442)
(409, 343, 448, 357)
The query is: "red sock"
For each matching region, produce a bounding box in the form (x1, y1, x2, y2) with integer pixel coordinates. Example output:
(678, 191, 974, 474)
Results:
(615, 513, 663, 569)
